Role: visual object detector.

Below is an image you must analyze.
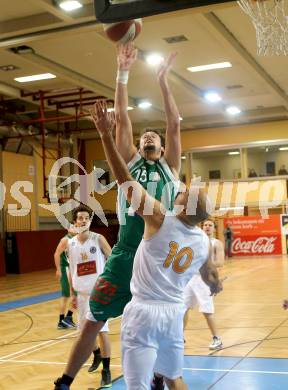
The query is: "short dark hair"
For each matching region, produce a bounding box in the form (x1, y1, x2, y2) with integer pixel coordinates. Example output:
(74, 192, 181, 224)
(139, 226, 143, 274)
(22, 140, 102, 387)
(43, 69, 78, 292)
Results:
(72, 204, 93, 222)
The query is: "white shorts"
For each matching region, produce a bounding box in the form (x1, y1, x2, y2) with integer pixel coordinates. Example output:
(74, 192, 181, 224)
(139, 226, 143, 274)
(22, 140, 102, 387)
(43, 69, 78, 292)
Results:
(77, 293, 109, 332)
(121, 298, 186, 390)
(183, 274, 214, 314)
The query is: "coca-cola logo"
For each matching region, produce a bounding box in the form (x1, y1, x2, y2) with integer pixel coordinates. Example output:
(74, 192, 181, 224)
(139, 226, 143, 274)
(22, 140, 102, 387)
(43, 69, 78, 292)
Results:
(232, 237, 277, 254)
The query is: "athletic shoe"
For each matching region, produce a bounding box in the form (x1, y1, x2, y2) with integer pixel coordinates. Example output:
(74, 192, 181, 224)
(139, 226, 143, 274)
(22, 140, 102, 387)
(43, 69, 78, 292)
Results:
(100, 368, 112, 388)
(54, 378, 70, 389)
(88, 354, 102, 373)
(57, 320, 69, 330)
(209, 336, 223, 350)
(151, 376, 165, 390)
(62, 316, 77, 328)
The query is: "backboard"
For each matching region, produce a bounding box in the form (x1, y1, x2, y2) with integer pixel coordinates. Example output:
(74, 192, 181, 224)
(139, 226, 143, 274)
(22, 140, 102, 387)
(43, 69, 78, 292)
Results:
(94, 0, 232, 22)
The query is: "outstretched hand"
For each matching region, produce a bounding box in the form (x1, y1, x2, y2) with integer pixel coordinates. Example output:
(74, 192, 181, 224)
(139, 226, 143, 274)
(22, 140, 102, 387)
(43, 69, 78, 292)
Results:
(117, 42, 138, 70)
(157, 52, 177, 81)
(90, 101, 115, 137)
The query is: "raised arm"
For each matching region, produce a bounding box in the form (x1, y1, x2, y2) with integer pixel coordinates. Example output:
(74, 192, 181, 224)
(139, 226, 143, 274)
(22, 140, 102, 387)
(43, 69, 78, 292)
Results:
(90, 101, 164, 234)
(54, 237, 68, 279)
(158, 53, 181, 177)
(115, 43, 138, 163)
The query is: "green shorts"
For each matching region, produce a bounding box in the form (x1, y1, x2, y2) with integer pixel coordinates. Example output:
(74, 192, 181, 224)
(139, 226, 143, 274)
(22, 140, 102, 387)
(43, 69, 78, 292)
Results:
(60, 265, 70, 298)
(89, 244, 136, 321)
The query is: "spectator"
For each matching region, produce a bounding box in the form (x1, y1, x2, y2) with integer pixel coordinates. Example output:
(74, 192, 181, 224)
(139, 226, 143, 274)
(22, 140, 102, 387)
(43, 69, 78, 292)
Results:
(278, 165, 288, 175)
(223, 223, 234, 258)
(248, 168, 258, 177)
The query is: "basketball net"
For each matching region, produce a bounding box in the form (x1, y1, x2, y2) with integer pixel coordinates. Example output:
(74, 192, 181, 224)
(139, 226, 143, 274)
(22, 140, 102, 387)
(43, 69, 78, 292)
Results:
(237, 0, 288, 55)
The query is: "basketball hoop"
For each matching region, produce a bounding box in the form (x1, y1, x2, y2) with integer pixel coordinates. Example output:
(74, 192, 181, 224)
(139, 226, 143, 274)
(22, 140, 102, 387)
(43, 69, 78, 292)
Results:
(237, 0, 288, 56)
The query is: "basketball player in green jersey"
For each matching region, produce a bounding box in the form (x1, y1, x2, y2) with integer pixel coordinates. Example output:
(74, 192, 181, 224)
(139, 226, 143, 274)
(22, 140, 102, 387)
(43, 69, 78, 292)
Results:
(54, 229, 77, 329)
(91, 44, 181, 319)
(54, 43, 181, 389)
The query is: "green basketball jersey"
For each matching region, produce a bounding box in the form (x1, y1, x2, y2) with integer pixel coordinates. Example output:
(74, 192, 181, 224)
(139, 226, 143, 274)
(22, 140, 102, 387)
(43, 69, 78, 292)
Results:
(60, 233, 74, 267)
(117, 152, 177, 250)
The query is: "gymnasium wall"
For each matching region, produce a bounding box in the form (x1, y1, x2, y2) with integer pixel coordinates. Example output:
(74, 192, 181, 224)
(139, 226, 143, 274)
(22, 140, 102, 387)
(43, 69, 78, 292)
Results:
(192, 154, 241, 180)
(0, 238, 5, 276)
(5, 225, 119, 274)
(2, 151, 37, 231)
(192, 150, 288, 180)
(1, 147, 60, 230)
(204, 179, 287, 208)
(247, 150, 288, 176)
(85, 139, 118, 212)
(34, 146, 58, 218)
(180, 120, 288, 150)
(85, 119, 288, 212)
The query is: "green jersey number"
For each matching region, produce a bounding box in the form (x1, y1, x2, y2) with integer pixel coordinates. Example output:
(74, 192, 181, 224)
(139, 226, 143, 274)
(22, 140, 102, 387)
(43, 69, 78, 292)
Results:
(135, 168, 147, 183)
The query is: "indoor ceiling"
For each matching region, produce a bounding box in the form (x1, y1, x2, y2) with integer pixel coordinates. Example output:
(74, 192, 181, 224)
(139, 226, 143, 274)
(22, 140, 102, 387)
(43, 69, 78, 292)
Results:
(1, 0, 288, 142)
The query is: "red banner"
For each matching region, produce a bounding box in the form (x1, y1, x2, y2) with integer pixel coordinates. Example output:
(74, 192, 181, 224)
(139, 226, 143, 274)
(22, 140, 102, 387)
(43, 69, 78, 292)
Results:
(224, 216, 282, 256)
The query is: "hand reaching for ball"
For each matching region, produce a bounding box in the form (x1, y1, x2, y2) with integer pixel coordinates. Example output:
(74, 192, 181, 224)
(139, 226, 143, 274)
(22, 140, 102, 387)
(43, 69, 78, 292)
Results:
(157, 52, 178, 82)
(90, 101, 116, 138)
(117, 42, 138, 71)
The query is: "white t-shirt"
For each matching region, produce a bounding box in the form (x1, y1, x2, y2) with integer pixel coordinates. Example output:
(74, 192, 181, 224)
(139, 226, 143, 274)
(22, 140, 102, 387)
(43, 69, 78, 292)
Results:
(130, 215, 209, 304)
(68, 232, 106, 295)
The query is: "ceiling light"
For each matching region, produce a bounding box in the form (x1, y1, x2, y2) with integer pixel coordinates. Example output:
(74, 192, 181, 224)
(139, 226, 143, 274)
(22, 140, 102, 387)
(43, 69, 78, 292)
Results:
(181, 156, 186, 160)
(14, 73, 56, 83)
(228, 151, 240, 155)
(59, 1, 83, 11)
(204, 92, 222, 103)
(107, 106, 133, 112)
(0, 64, 19, 71)
(187, 62, 232, 73)
(226, 106, 241, 115)
(219, 206, 244, 211)
(138, 101, 152, 109)
(279, 147, 288, 151)
(179, 116, 183, 121)
(146, 53, 164, 66)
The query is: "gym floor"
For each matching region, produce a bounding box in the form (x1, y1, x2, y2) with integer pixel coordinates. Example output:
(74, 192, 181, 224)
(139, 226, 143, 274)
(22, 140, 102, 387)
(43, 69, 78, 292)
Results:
(1, 255, 288, 389)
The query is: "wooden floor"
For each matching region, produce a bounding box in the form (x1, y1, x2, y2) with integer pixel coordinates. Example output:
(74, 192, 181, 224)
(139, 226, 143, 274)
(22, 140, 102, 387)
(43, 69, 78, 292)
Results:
(1, 255, 288, 390)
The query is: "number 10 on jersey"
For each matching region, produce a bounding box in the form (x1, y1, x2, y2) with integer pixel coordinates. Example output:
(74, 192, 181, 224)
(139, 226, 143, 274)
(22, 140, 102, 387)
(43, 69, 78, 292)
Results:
(163, 241, 193, 274)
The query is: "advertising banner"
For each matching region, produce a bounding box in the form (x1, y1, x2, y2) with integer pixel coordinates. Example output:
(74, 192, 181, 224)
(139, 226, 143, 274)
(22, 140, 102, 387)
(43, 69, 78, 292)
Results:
(280, 215, 288, 255)
(224, 215, 282, 256)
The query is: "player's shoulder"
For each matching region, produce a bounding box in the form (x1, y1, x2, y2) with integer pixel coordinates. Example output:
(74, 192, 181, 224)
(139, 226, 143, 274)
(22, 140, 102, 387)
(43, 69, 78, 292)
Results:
(66, 234, 77, 245)
(195, 228, 209, 249)
(127, 151, 142, 170)
(89, 231, 100, 242)
(60, 235, 69, 244)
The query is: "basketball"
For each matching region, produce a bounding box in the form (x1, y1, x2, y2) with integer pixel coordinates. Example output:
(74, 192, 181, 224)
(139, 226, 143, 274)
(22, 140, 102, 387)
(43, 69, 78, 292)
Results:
(103, 19, 142, 44)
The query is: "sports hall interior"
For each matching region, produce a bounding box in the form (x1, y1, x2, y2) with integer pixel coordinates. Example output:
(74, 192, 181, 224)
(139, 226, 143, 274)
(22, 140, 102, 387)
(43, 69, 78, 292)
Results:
(0, 1, 288, 389)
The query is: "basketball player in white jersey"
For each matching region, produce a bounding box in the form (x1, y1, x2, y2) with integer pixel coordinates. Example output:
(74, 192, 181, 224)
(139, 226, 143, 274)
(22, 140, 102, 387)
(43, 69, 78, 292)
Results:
(91, 101, 222, 390)
(183, 219, 224, 350)
(57, 204, 113, 388)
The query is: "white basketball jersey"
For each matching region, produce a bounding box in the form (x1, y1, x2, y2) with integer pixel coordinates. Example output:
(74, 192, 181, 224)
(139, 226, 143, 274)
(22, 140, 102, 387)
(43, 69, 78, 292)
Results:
(131, 216, 209, 304)
(68, 232, 106, 295)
